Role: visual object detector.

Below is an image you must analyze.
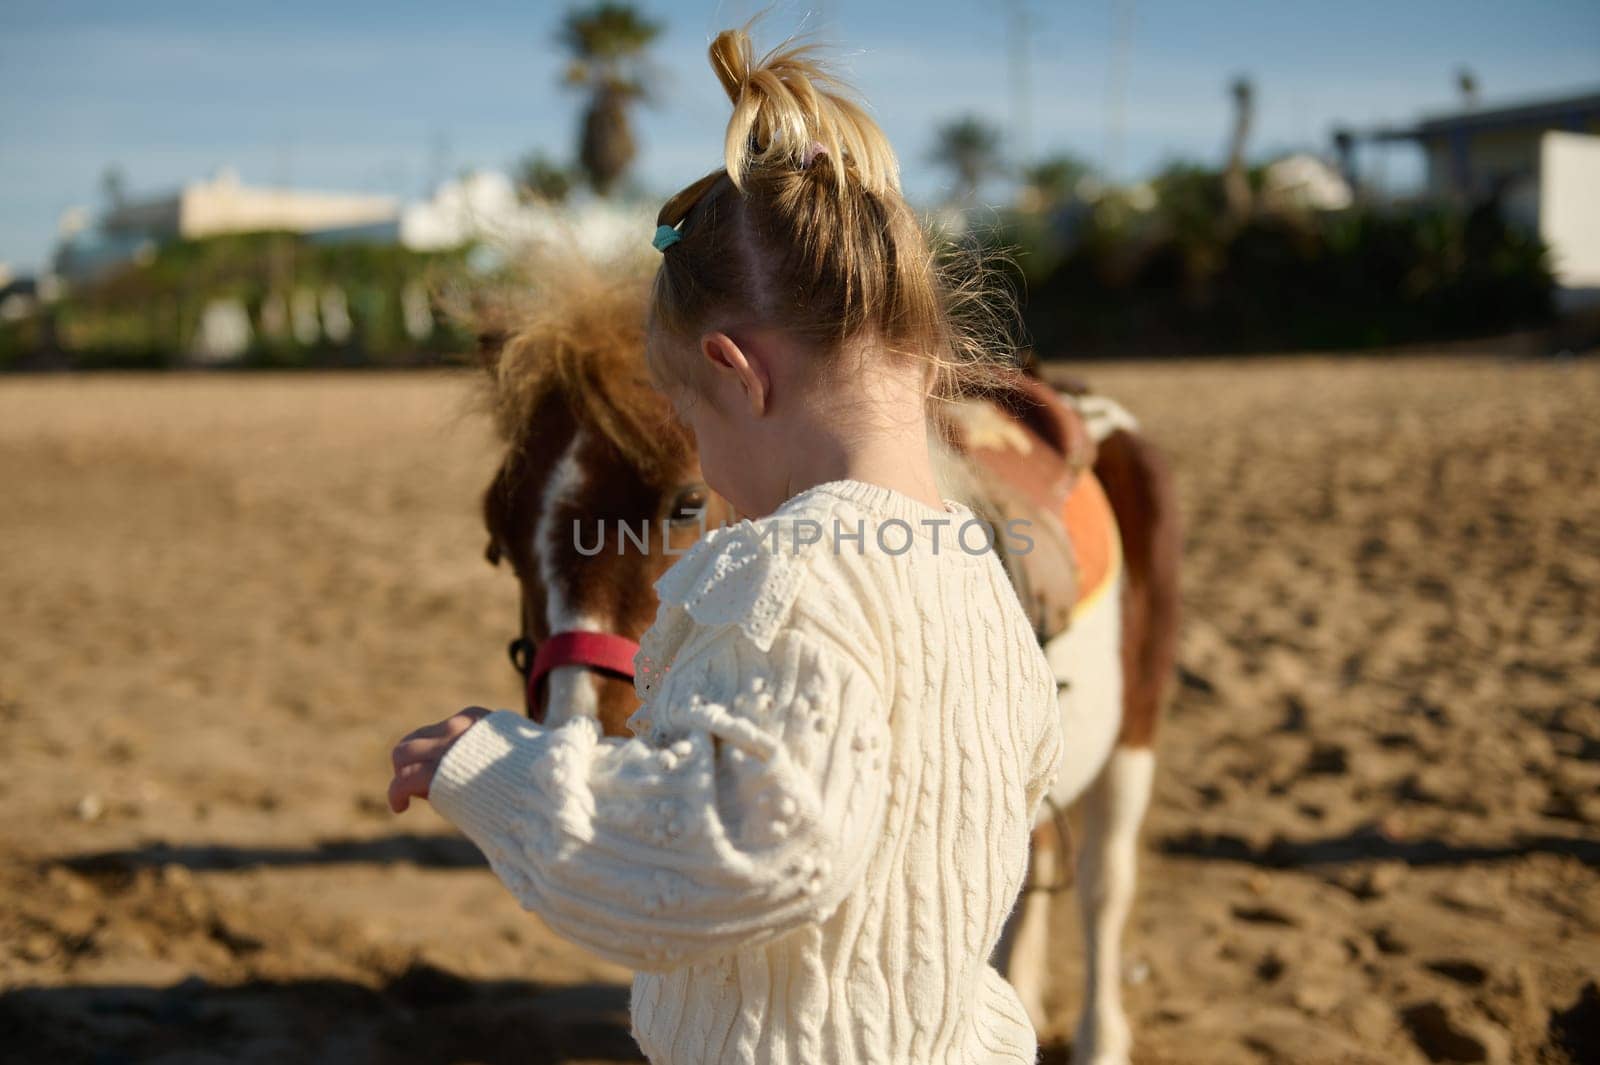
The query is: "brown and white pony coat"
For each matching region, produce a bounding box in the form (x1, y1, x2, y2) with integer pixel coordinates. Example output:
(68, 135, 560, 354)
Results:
(470, 257, 1180, 1065)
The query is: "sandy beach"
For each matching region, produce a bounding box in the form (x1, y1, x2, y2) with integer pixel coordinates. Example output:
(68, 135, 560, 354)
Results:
(2, 356, 1596, 1064)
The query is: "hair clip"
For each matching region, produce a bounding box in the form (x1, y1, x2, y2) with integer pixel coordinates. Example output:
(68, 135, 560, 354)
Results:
(652, 224, 683, 252)
(801, 140, 827, 168)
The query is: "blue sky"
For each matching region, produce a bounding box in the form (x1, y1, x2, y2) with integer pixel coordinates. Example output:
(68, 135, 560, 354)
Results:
(3, 0, 1597, 273)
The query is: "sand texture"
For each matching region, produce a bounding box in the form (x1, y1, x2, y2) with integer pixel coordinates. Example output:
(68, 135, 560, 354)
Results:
(1, 357, 1596, 1064)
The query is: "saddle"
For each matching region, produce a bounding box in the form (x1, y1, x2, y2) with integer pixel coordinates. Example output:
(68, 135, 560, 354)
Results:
(932, 363, 1116, 643)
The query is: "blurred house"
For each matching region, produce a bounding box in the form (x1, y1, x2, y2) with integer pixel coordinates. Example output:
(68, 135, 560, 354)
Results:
(34, 165, 657, 365)
(107, 166, 397, 241)
(311, 170, 654, 262)
(55, 167, 655, 286)
(1358, 88, 1600, 204)
(55, 168, 398, 283)
(1339, 86, 1600, 308)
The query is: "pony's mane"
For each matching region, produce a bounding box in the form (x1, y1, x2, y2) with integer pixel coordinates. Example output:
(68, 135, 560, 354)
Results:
(452, 243, 690, 482)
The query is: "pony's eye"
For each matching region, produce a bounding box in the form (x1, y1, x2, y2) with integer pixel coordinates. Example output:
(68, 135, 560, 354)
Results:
(668, 486, 709, 525)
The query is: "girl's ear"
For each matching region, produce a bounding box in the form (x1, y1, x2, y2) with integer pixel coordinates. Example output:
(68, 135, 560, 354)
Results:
(700, 331, 770, 415)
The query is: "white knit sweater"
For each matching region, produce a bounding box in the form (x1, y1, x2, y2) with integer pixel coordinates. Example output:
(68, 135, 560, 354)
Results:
(431, 476, 1063, 1064)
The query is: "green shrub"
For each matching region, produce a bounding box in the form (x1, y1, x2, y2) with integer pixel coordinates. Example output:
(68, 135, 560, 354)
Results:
(32, 232, 470, 369)
(992, 177, 1555, 357)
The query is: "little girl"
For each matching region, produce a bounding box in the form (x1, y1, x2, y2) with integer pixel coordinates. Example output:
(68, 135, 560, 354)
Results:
(388, 26, 1063, 1065)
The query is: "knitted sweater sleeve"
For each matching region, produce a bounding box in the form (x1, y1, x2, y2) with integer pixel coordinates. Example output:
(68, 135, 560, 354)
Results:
(427, 621, 892, 974)
(1024, 686, 1064, 823)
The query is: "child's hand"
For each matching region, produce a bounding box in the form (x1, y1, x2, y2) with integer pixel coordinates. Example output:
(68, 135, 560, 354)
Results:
(387, 707, 493, 814)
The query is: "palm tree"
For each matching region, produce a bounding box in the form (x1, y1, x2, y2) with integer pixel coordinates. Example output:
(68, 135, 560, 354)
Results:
(1222, 75, 1254, 225)
(515, 151, 574, 204)
(1022, 154, 1094, 210)
(101, 165, 128, 210)
(930, 116, 1005, 205)
(558, 3, 662, 197)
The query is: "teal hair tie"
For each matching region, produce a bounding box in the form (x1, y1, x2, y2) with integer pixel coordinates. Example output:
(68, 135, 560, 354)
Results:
(652, 224, 682, 252)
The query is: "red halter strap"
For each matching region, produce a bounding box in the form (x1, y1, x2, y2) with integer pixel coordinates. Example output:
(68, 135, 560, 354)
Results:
(526, 630, 641, 710)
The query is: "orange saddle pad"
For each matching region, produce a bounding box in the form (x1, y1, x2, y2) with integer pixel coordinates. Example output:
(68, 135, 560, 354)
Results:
(1062, 468, 1121, 622)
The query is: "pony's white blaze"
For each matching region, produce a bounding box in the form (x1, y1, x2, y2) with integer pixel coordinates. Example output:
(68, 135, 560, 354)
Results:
(1042, 571, 1125, 809)
(535, 431, 606, 729)
(541, 638, 606, 727)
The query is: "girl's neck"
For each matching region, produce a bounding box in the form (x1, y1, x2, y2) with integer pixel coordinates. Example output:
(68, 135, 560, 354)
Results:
(773, 370, 945, 515)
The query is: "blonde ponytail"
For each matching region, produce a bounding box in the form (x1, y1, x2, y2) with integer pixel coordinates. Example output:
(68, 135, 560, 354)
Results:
(648, 23, 1021, 412)
(707, 29, 900, 196)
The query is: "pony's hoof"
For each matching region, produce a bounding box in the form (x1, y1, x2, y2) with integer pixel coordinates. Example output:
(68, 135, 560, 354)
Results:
(1070, 1047, 1131, 1065)
(1070, 1018, 1132, 1065)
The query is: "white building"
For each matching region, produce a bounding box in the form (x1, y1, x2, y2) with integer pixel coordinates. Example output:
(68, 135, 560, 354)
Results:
(1343, 86, 1600, 306)
(54, 165, 659, 289)
(1535, 132, 1600, 306)
(119, 167, 398, 241)
(311, 170, 655, 263)
(55, 168, 400, 283)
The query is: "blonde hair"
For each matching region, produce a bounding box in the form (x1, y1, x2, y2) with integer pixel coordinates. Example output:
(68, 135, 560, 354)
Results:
(647, 24, 1021, 415)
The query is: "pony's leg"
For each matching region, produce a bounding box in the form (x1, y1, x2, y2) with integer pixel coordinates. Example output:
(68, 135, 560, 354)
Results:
(992, 820, 1059, 1032)
(997, 570, 1125, 1038)
(1071, 744, 1153, 1065)
(1071, 423, 1179, 1065)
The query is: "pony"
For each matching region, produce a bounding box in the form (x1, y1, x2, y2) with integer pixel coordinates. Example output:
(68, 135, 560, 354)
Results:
(462, 246, 1180, 1065)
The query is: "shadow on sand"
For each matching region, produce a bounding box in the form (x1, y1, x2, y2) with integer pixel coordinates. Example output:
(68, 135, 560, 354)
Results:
(0, 963, 642, 1065)
(1159, 823, 1600, 871)
(56, 833, 488, 876)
